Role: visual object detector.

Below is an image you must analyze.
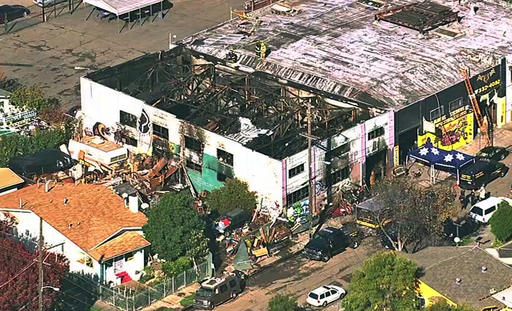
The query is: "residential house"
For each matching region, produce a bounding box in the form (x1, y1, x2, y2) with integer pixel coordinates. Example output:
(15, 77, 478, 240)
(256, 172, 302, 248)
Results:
(408, 246, 512, 310)
(0, 168, 24, 196)
(0, 183, 150, 285)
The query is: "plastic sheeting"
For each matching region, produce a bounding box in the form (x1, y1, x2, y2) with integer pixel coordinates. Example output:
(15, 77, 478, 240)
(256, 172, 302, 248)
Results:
(9, 149, 75, 177)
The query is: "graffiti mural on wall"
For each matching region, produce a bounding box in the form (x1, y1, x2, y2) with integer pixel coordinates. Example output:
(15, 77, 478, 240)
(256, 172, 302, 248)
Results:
(418, 107, 474, 150)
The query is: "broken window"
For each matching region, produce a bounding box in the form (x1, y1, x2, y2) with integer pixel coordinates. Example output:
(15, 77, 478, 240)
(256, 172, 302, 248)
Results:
(367, 127, 385, 140)
(331, 166, 350, 185)
(186, 161, 202, 172)
(217, 171, 228, 182)
(153, 138, 171, 157)
(449, 98, 464, 113)
(120, 111, 137, 128)
(288, 163, 305, 178)
(124, 136, 137, 147)
(286, 185, 309, 206)
(327, 143, 350, 158)
(153, 124, 169, 140)
(185, 136, 202, 153)
(430, 106, 444, 121)
(217, 149, 234, 166)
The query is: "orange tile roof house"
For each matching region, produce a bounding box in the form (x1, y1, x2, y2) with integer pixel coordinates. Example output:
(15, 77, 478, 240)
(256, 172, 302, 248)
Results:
(0, 183, 150, 285)
(0, 168, 24, 196)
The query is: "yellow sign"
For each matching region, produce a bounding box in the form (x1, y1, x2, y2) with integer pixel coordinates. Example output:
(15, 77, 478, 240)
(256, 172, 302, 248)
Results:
(418, 109, 474, 150)
(393, 145, 399, 167)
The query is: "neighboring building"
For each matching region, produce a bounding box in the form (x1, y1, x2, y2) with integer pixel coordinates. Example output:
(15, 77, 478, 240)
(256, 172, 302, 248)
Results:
(0, 88, 36, 132)
(80, 47, 393, 212)
(0, 168, 24, 196)
(0, 183, 149, 285)
(183, 0, 512, 161)
(408, 247, 512, 310)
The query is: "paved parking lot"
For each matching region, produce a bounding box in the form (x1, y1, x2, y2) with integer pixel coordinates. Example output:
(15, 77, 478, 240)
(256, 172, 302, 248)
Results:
(0, 0, 242, 108)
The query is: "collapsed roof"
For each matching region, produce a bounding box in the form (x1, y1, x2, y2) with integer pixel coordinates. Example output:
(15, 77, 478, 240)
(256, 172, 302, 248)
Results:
(87, 47, 370, 159)
(182, 0, 512, 109)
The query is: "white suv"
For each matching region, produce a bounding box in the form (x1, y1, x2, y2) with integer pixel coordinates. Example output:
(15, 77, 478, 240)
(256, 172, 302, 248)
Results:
(306, 285, 346, 307)
(468, 197, 512, 223)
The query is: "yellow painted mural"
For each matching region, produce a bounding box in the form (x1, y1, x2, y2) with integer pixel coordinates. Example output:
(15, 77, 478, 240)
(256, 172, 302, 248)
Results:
(418, 107, 474, 151)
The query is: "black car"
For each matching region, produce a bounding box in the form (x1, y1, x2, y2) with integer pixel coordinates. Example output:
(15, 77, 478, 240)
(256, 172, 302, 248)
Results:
(0, 5, 30, 24)
(303, 227, 350, 262)
(459, 158, 509, 190)
(340, 222, 363, 249)
(476, 146, 509, 162)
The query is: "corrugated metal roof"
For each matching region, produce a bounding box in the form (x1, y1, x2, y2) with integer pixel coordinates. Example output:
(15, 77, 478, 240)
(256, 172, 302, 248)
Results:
(183, 0, 512, 109)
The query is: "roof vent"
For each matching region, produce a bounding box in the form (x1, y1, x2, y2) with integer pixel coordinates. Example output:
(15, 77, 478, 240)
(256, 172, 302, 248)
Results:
(455, 278, 462, 285)
(68, 223, 73, 229)
(481, 266, 488, 273)
(64, 198, 68, 205)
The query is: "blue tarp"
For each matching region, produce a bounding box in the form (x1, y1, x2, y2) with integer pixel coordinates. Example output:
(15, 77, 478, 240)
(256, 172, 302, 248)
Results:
(408, 143, 474, 170)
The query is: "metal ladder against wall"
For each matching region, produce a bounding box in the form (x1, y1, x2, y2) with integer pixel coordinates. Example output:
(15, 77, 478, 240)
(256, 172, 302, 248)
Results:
(460, 67, 491, 147)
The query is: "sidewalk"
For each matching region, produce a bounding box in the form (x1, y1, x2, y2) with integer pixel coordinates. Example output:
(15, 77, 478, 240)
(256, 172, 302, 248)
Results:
(458, 123, 512, 154)
(142, 283, 199, 311)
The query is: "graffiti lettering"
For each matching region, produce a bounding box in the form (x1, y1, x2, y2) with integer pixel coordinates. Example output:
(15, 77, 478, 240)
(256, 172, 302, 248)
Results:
(477, 68, 496, 84)
(474, 79, 500, 95)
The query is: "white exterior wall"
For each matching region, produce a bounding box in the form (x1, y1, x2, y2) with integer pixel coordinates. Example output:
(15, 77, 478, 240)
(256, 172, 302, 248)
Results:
(80, 77, 283, 205)
(0, 209, 96, 275)
(0, 209, 146, 284)
(104, 249, 145, 285)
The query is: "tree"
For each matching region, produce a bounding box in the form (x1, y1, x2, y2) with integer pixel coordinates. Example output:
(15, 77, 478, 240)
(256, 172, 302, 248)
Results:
(371, 179, 458, 252)
(0, 126, 72, 167)
(9, 86, 57, 111)
(161, 257, 192, 278)
(489, 201, 512, 242)
(427, 300, 475, 311)
(205, 178, 257, 214)
(342, 251, 418, 311)
(143, 191, 209, 261)
(267, 294, 298, 311)
(0, 220, 69, 310)
(186, 230, 210, 270)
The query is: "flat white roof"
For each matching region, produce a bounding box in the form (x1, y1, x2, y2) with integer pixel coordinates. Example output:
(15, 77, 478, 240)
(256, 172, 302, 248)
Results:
(84, 0, 164, 15)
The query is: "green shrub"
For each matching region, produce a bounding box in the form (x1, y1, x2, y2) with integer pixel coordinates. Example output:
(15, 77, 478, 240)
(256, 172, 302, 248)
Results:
(161, 257, 192, 278)
(489, 201, 512, 243)
(179, 293, 196, 307)
(267, 295, 298, 311)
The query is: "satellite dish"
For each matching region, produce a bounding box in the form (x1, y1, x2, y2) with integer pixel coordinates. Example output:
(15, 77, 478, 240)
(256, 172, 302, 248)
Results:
(454, 237, 461, 244)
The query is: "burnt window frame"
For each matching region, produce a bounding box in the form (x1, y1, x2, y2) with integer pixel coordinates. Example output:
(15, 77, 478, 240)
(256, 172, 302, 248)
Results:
(286, 185, 309, 206)
(124, 136, 137, 147)
(120, 111, 137, 128)
(327, 142, 350, 158)
(217, 149, 234, 166)
(367, 127, 385, 140)
(288, 163, 305, 179)
(186, 160, 202, 172)
(153, 124, 169, 140)
(185, 136, 203, 153)
(331, 166, 350, 185)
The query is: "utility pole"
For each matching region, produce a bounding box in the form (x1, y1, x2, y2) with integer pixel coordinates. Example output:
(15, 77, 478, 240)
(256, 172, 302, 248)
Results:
(38, 216, 43, 311)
(307, 100, 316, 218)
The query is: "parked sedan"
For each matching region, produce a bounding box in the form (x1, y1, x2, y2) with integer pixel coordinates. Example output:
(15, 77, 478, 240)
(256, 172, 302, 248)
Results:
(0, 5, 30, 24)
(476, 146, 509, 161)
(306, 285, 346, 307)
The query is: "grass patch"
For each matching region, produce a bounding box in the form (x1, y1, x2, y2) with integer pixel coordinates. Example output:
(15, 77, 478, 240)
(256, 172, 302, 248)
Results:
(179, 293, 196, 307)
(493, 239, 504, 248)
(458, 236, 473, 246)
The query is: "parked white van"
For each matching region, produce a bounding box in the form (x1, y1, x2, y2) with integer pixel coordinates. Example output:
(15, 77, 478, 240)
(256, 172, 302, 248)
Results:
(468, 197, 512, 223)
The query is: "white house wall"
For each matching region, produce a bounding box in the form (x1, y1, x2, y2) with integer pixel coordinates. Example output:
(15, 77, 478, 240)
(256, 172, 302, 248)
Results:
(0, 209, 96, 275)
(104, 249, 145, 285)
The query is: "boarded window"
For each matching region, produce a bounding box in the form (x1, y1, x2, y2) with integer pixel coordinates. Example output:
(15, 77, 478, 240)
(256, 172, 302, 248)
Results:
(120, 111, 137, 128)
(185, 136, 202, 153)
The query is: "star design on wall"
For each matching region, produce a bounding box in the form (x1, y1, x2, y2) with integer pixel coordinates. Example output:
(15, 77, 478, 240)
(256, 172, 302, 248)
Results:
(431, 148, 440, 155)
(444, 154, 454, 162)
(419, 148, 428, 156)
(455, 153, 465, 161)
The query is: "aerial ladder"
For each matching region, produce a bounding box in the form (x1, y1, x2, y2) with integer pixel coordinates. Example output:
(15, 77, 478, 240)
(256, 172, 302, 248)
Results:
(461, 68, 492, 147)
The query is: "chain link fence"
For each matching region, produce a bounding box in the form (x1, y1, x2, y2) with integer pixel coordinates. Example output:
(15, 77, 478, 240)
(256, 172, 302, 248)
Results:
(99, 255, 212, 311)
